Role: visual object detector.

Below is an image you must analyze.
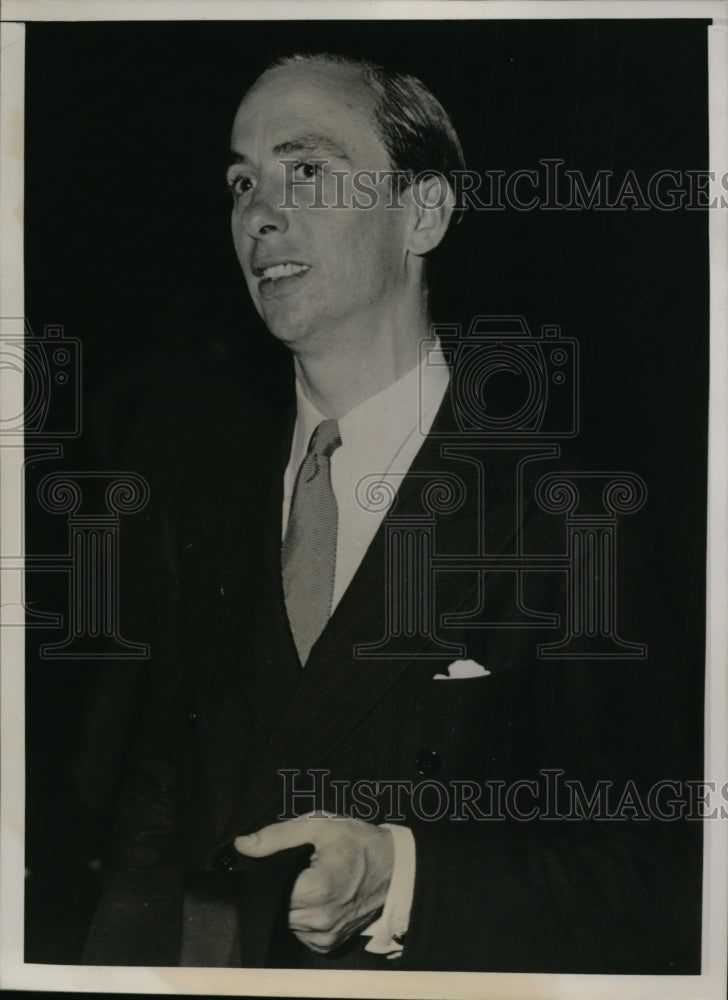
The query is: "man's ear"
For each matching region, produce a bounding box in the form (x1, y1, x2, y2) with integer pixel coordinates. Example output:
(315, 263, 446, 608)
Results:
(405, 173, 455, 257)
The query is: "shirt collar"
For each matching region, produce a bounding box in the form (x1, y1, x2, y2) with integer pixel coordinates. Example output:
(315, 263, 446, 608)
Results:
(289, 340, 450, 476)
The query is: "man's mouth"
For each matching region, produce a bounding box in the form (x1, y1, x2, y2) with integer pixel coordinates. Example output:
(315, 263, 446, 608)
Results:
(254, 260, 311, 299)
(258, 262, 310, 280)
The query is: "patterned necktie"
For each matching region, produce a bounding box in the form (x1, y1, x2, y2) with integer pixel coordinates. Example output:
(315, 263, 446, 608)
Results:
(282, 418, 342, 665)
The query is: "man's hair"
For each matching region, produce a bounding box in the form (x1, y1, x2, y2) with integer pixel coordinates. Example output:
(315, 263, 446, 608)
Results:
(265, 52, 466, 198)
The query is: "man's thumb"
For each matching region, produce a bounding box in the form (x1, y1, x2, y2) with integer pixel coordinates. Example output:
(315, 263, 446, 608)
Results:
(234, 831, 262, 855)
(234, 819, 313, 857)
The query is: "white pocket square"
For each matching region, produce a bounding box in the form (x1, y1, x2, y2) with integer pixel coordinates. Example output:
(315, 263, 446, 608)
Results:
(433, 659, 491, 680)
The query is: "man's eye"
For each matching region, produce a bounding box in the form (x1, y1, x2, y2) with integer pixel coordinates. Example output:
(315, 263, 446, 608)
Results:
(228, 174, 253, 198)
(293, 161, 320, 179)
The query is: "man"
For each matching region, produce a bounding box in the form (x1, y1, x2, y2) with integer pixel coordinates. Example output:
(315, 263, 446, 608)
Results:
(85, 53, 701, 972)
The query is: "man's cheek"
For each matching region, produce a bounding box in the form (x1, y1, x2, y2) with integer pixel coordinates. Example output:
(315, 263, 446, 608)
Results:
(243, 278, 261, 314)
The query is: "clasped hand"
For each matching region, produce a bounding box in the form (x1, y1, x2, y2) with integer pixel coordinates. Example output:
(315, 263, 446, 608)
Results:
(234, 814, 394, 953)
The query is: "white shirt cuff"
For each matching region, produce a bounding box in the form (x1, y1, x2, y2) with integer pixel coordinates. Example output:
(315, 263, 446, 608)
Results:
(361, 823, 416, 959)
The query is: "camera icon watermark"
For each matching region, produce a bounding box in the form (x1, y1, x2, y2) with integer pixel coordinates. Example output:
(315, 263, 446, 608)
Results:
(1, 317, 150, 658)
(421, 315, 579, 439)
(354, 314, 646, 662)
(0, 317, 82, 440)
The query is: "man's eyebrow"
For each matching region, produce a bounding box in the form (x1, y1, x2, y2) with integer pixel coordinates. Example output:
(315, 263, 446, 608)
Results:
(227, 135, 351, 168)
(273, 135, 350, 160)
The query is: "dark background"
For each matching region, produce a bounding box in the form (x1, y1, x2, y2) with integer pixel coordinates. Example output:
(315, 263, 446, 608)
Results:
(23, 19, 709, 963)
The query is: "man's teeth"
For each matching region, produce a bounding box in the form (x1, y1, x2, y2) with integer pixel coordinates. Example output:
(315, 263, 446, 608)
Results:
(261, 262, 309, 279)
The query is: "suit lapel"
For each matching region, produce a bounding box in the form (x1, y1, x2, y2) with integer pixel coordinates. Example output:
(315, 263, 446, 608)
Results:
(221, 404, 301, 735)
(218, 390, 527, 842)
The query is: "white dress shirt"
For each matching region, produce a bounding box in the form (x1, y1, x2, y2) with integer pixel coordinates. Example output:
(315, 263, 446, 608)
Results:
(282, 342, 450, 957)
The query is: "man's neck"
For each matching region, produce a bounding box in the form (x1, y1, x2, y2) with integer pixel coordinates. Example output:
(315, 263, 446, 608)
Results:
(292, 313, 434, 420)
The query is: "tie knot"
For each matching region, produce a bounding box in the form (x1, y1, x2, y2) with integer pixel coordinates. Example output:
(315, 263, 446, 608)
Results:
(308, 419, 341, 459)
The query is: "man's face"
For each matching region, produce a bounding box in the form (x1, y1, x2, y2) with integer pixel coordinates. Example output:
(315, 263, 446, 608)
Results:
(228, 62, 413, 348)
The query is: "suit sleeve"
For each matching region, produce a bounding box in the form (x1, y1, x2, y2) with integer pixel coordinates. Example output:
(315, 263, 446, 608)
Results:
(83, 497, 184, 965)
(403, 804, 701, 972)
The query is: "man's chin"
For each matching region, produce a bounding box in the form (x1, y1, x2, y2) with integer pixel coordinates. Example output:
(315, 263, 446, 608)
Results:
(261, 307, 312, 347)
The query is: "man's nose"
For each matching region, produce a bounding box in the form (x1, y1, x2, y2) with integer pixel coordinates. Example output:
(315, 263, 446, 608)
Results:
(240, 178, 289, 238)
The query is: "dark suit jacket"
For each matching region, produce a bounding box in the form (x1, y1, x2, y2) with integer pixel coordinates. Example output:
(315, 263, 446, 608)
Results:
(84, 385, 703, 973)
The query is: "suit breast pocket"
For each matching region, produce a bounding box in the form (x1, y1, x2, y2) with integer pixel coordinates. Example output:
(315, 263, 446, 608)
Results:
(420, 665, 529, 781)
(389, 671, 491, 778)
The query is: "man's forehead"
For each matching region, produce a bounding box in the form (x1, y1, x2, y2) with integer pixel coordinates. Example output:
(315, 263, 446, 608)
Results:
(249, 59, 371, 103)
(232, 61, 377, 142)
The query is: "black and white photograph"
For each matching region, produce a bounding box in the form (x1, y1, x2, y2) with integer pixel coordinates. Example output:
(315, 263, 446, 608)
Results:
(1, 2, 726, 997)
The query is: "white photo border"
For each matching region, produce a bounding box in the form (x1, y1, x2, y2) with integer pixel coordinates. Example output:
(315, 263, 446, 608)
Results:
(1, 3, 726, 998)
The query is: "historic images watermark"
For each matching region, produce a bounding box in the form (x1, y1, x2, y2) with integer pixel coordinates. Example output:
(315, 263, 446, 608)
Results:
(278, 768, 728, 824)
(349, 316, 647, 663)
(2, 311, 648, 663)
(248, 159, 728, 212)
(0, 316, 151, 658)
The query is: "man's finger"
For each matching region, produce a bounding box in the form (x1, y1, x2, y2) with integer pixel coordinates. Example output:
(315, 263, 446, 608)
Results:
(289, 865, 329, 909)
(288, 906, 334, 933)
(234, 818, 320, 857)
(291, 928, 339, 954)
